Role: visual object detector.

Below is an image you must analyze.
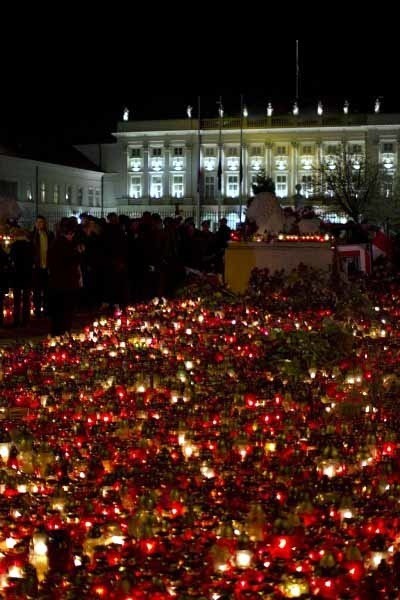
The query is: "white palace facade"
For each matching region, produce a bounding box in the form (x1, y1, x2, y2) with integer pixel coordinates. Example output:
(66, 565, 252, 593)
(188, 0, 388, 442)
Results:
(79, 110, 400, 228)
(2, 110, 400, 229)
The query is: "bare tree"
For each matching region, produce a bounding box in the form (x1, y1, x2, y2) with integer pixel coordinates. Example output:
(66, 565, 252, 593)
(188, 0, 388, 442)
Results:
(312, 149, 383, 224)
(251, 169, 276, 195)
(364, 172, 400, 234)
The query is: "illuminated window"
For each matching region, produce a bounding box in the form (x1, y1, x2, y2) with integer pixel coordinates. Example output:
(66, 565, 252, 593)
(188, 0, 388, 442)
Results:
(251, 146, 262, 156)
(172, 174, 184, 198)
(227, 175, 239, 197)
(383, 178, 394, 198)
(250, 174, 258, 195)
(40, 182, 46, 203)
(382, 142, 394, 153)
(301, 145, 312, 155)
(205, 147, 216, 157)
(205, 175, 215, 200)
(53, 184, 59, 204)
(351, 144, 362, 154)
(26, 183, 33, 201)
(326, 145, 339, 155)
(301, 175, 313, 196)
(276, 175, 287, 197)
(150, 174, 163, 198)
(130, 176, 142, 198)
(66, 185, 73, 203)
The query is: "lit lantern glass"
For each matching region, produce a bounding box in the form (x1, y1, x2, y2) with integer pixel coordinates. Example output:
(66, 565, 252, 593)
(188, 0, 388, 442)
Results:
(235, 549, 252, 568)
(0, 442, 11, 461)
(279, 576, 309, 597)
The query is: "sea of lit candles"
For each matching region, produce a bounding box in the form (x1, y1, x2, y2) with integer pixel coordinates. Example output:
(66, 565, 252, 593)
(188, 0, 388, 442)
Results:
(0, 277, 399, 597)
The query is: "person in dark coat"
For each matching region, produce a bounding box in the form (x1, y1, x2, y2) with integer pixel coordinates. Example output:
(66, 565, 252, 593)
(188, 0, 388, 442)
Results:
(31, 216, 54, 317)
(9, 228, 33, 327)
(0, 243, 10, 327)
(100, 213, 128, 311)
(48, 221, 84, 336)
(214, 217, 232, 274)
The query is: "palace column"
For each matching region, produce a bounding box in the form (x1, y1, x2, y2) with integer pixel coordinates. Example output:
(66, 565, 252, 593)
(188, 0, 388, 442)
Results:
(290, 141, 299, 194)
(266, 142, 272, 177)
(143, 143, 149, 200)
(185, 142, 193, 202)
(163, 143, 170, 202)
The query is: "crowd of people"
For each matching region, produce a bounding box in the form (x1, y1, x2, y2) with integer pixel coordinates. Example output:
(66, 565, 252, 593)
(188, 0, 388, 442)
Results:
(0, 212, 232, 336)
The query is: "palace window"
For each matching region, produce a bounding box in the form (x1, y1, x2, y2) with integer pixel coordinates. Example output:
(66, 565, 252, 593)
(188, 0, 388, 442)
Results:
(250, 174, 258, 195)
(53, 184, 59, 204)
(227, 175, 239, 197)
(205, 146, 216, 157)
(326, 144, 339, 155)
(251, 146, 262, 156)
(150, 174, 163, 198)
(173, 147, 184, 156)
(131, 148, 141, 157)
(350, 144, 363, 154)
(205, 175, 215, 200)
(276, 175, 287, 197)
(227, 147, 239, 157)
(150, 148, 164, 171)
(40, 182, 46, 203)
(383, 177, 394, 198)
(66, 185, 73, 203)
(95, 189, 101, 207)
(172, 174, 184, 198)
(77, 187, 83, 204)
(382, 142, 394, 154)
(301, 175, 313, 196)
(88, 187, 94, 206)
(301, 145, 313, 155)
(26, 183, 33, 201)
(130, 176, 142, 198)
(276, 146, 287, 156)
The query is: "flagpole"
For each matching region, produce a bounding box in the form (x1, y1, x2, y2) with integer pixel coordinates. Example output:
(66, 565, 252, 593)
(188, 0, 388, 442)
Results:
(196, 96, 202, 227)
(217, 96, 223, 222)
(296, 40, 299, 100)
(238, 94, 244, 223)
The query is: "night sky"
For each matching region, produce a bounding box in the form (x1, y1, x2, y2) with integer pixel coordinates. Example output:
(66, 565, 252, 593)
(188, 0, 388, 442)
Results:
(1, 39, 398, 145)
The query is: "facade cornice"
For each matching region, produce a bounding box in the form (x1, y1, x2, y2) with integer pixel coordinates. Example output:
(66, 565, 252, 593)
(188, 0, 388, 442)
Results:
(114, 124, 400, 140)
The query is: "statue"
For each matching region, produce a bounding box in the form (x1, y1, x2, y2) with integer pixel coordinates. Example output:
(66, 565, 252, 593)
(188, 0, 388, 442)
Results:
(246, 185, 321, 237)
(246, 191, 285, 235)
(297, 208, 322, 234)
(122, 107, 130, 121)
